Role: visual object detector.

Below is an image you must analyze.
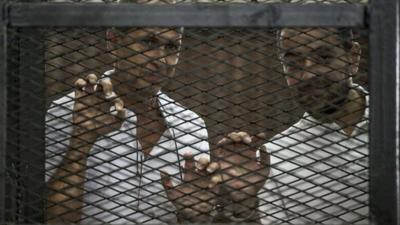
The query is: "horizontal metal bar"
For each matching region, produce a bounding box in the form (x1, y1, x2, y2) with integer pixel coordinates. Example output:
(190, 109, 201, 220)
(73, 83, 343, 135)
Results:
(7, 3, 367, 27)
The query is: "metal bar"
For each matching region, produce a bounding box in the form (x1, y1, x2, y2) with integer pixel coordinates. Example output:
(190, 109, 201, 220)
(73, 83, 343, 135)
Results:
(17, 27, 45, 223)
(396, 2, 400, 224)
(0, 1, 7, 223)
(369, 0, 400, 224)
(5, 26, 21, 223)
(4, 7, 46, 225)
(8, 3, 366, 27)
(11, 1, 46, 221)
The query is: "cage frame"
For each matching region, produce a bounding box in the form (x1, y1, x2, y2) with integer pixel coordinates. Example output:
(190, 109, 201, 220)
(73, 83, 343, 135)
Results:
(0, 1, 399, 224)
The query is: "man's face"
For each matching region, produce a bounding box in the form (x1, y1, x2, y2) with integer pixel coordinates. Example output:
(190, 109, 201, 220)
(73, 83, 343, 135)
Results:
(279, 28, 360, 121)
(111, 27, 182, 95)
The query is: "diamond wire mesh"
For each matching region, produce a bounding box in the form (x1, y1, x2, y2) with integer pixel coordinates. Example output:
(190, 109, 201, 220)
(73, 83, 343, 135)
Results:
(5, 23, 369, 224)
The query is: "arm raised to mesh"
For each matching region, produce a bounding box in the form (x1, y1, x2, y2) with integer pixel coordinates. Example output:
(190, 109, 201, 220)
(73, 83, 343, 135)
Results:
(46, 74, 126, 224)
(161, 131, 270, 224)
(211, 131, 270, 224)
(161, 153, 220, 223)
(46, 132, 94, 223)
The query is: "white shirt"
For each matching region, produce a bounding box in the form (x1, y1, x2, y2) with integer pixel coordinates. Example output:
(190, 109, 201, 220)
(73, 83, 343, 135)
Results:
(259, 91, 369, 225)
(46, 86, 209, 224)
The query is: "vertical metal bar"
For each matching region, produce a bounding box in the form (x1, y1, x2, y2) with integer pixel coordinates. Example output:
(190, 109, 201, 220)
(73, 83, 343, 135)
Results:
(8, 0, 46, 222)
(0, 1, 7, 223)
(6, 26, 22, 223)
(3, 12, 45, 225)
(18, 27, 45, 224)
(369, 0, 400, 224)
(397, 3, 400, 224)
(4, 2, 46, 222)
(21, 1, 45, 223)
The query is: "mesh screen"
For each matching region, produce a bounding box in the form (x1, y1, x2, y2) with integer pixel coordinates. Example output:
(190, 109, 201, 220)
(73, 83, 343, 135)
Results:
(5, 26, 369, 224)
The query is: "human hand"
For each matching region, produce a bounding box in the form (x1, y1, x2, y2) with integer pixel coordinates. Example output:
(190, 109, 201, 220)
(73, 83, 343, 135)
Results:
(72, 74, 125, 144)
(213, 131, 270, 221)
(160, 154, 219, 223)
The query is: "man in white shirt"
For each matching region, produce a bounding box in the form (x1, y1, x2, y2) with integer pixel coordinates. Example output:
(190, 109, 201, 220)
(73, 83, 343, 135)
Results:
(259, 28, 368, 224)
(45, 23, 215, 224)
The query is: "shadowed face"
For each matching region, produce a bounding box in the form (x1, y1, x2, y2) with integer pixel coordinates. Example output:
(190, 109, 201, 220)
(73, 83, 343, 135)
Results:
(279, 28, 360, 121)
(109, 27, 182, 96)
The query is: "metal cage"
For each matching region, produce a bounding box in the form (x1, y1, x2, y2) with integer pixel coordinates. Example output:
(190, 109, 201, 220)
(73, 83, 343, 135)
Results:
(0, 1, 398, 224)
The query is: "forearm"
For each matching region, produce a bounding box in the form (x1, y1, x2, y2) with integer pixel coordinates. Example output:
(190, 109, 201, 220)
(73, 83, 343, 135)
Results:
(46, 133, 93, 224)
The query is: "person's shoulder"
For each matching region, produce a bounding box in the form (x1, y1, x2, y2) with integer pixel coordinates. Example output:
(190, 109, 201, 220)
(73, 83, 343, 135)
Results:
(273, 115, 311, 137)
(47, 92, 75, 117)
(157, 92, 210, 154)
(265, 118, 308, 151)
(157, 92, 205, 126)
(46, 92, 75, 136)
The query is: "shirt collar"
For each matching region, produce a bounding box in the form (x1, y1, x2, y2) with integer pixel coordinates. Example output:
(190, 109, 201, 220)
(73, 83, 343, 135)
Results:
(156, 91, 204, 131)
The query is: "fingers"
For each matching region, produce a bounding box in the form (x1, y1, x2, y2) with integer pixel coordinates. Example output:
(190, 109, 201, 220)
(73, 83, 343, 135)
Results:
(99, 78, 114, 98)
(184, 153, 195, 170)
(183, 153, 196, 182)
(209, 173, 223, 188)
(193, 156, 221, 189)
(206, 162, 219, 174)
(258, 145, 270, 177)
(250, 132, 267, 146)
(85, 74, 98, 93)
(237, 131, 252, 144)
(205, 162, 220, 188)
(75, 78, 87, 89)
(228, 132, 241, 142)
(112, 97, 125, 119)
(217, 137, 233, 146)
(113, 97, 124, 111)
(196, 156, 209, 171)
(74, 78, 87, 97)
(160, 170, 177, 201)
(99, 77, 125, 119)
(99, 77, 125, 115)
(160, 170, 174, 189)
(259, 145, 270, 166)
(217, 131, 253, 146)
(74, 74, 99, 97)
(194, 156, 210, 188)
(79, 73, 116, 95)
(256, 132, 267, 140)
(91, 75, 125, 119)
(87, 73, 98, 85)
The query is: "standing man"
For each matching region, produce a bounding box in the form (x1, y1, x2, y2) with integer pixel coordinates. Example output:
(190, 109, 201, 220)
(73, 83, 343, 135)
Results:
(45, 13, 270, 225)
(45, 20, 213, 224)
(259, 28, 368, 224)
